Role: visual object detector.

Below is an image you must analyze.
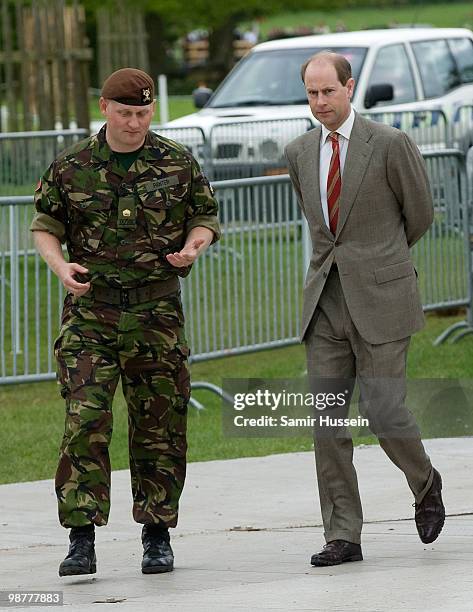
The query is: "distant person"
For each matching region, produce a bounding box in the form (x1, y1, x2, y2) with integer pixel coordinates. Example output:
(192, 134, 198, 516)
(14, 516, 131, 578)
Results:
(192, 81, 213, 108)
(285, 51, 445, 567)
(31, 68, 220, 577)
(243, 30, 258, 44)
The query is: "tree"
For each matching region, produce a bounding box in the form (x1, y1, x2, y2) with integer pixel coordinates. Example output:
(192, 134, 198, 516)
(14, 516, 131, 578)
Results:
(171, 0, 343, 77)
(84, 0, 347, 84)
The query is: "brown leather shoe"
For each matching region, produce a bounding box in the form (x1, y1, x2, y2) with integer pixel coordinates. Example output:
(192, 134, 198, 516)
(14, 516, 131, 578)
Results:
(311, 540, 363, 566)
(414, 468, 445, 544)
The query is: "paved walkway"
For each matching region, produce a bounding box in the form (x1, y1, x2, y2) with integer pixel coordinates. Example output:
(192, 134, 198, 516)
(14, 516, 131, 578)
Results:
(1, 438, 472, 611)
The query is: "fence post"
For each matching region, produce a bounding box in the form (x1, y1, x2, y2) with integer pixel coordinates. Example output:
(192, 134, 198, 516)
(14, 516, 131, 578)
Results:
(9, 205, 21, 358)
(158, 74, 169, 125)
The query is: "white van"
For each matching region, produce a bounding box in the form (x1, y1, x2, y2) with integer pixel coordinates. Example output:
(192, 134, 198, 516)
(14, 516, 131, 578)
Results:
(166, 28, 473, 170)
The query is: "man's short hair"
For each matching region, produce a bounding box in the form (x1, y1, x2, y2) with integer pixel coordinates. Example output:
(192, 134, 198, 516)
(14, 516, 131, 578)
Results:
(300, 51, 352, 85)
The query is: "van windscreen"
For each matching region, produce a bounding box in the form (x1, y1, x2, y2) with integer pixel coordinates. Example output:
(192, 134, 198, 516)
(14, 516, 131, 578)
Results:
(209, 47, 367, 108)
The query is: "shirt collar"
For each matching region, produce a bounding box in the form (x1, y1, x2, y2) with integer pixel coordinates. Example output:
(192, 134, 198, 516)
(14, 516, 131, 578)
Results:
(321, 106, 355, 145)
(91, 125, 161, 164)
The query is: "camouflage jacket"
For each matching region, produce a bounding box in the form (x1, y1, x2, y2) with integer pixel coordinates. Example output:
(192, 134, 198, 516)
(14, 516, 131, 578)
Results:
(31, 126, 220, 288)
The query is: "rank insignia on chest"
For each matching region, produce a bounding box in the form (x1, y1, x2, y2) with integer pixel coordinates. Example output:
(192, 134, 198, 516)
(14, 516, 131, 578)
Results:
(118, 196, 137, 228)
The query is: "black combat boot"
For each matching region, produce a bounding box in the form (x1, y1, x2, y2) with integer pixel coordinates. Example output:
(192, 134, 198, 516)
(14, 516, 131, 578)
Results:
(141, 524, 174, 574)
(59, 525, 96, 577)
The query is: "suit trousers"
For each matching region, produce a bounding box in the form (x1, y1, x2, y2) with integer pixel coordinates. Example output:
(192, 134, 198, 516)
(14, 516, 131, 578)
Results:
(305, 266, 434, 545)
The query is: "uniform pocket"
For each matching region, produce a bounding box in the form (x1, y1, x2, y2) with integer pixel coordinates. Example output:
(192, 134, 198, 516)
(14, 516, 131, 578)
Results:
(68, 193, 113, 252)
(140, 187, 187, 253)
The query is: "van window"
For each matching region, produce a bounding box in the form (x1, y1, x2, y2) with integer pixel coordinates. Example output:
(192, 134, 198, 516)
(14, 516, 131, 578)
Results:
(366, 44, 416, 106)
(208, 47, 367, 108)
(412, 39, 461, 98)
(448, 38, 473, 83)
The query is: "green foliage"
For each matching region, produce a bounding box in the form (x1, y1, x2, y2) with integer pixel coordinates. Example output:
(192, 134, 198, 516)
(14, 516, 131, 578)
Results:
(84, 0, 337, 30)
(250, 2, 473, 37)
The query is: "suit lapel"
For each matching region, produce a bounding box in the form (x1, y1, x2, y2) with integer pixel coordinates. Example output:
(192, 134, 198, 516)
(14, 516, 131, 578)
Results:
(297, 127, 333, 239)
(336, 113, 374, 237)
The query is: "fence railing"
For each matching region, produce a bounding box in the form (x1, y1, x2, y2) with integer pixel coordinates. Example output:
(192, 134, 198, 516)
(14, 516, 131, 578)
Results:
(414, 150, 471, 312)
(150, 125, 207, 169)
(451, 105, 473, 154)
(157, 107, 472, 177)
(0, 148, 471, 384)
(2, 108, 473, 191)
(0, 129, 89, 194)
(361, 109, 451, 151)
(183, 175, 304, 362)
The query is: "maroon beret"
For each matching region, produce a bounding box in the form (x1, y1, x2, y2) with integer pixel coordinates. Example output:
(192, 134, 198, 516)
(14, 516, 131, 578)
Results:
(101, 68, 154, 106)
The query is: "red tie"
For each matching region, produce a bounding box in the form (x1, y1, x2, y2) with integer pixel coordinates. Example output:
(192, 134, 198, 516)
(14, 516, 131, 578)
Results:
(327, 132, 341, 235)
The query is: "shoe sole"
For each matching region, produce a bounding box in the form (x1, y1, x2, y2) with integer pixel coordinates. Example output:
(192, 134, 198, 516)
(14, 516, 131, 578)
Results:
(141, 565, 174, 574)
(311, 554, 363, 567)
(59, 563, 96, 577)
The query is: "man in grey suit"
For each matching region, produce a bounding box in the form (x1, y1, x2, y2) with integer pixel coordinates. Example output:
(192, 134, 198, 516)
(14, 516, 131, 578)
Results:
(285, 51, 445, 566)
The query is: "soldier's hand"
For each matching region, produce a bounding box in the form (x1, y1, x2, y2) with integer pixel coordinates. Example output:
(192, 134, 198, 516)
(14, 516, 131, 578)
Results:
(166, 239, 206, 268)
(59, 262, 91, 296)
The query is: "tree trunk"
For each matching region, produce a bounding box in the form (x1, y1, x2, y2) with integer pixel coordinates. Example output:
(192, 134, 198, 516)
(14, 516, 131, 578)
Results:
(207, 17, 239, 82)
(146, 12, 174, 82)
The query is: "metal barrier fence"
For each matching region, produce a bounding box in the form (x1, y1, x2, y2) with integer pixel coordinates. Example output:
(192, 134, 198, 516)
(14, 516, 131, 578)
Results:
(0, 176, 304, 384)
(151, 125, 207, 169)
(183, 176, 304, 362)
(414, 150, 471, 312)
(452, 105, 473, 153)
(2, 108, 472, 191)
(361, 109, 451, 151)
(0, 129, 89, 194)
(0, 148, 471, 384)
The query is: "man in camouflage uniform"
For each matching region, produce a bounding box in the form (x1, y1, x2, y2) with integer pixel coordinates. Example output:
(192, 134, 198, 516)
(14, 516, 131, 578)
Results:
(31, 68, 220, 576)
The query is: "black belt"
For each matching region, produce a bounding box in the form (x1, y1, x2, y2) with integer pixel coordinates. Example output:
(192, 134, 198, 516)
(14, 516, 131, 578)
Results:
(92, 277, 179, 307)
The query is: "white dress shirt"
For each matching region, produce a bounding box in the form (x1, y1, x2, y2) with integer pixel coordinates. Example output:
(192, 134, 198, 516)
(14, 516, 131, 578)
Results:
(319, 107, 355, 229)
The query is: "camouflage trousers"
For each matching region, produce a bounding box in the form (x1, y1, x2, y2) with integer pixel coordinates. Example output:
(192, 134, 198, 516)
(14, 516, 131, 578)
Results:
(54, 290, 190, 529)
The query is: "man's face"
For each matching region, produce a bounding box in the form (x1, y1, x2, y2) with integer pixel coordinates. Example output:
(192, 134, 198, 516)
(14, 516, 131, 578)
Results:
(99, 98, 155, 152)
(304, 60, 354, 131)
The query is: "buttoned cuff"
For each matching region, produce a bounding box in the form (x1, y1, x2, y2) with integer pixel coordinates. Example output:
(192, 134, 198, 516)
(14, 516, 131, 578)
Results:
(30, 212, 66, 243)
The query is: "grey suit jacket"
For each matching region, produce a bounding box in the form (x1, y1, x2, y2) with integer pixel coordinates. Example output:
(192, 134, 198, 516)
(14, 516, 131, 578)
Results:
(284, 112, 434, 345)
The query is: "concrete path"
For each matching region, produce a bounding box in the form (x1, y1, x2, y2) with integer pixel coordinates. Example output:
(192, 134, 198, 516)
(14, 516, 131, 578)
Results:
(1, 438, 472, 611)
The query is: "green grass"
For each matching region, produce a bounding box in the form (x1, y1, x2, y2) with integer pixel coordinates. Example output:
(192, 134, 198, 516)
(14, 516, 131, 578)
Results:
(1, 312, 473, 485)
(0, 184, 35, 197)
(254, 2, 473, 37)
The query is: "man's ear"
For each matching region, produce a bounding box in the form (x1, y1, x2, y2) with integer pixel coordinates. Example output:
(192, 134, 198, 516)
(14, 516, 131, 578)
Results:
(347, 78, 355, 100)
(99, 97, 108, 117)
